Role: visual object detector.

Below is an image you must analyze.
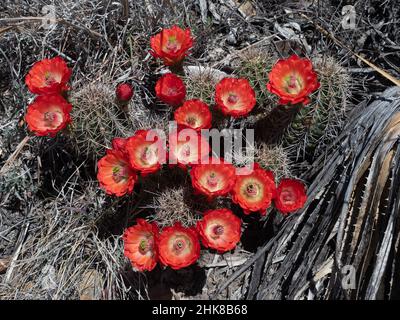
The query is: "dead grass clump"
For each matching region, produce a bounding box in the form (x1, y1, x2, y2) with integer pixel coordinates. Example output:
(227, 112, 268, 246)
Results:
(0, 181, 141, 300)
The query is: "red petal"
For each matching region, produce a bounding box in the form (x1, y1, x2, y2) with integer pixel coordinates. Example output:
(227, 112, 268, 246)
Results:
(168, 129, 210, 169)
(97, 149, 137, 197)
(190, 158, 236, 198)
(197, 208, 241, 253)
(123, 219, 159, 271)
(266, 55, 320, 106)
(274, 179, 307, 214)
(157, 223, 200, 270)
(174, 99, 212, 130)
(25, 56, 72, 95)
(25, 94, 72, 137)
(125, 130, 166, 175)
(215, 77, 256, 118)
(155, 73, 186, 107)
(231, 164, 276, 214)
(150, 25, 194, 66)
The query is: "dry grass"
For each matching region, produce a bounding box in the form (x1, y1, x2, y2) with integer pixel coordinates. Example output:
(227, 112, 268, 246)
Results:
(0, 180, 142, 300)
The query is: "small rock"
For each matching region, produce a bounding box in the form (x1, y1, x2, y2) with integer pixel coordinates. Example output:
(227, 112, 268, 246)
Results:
(0, 258, 10, 274)
(227, 28, 238, 45)
(235, 0, 257, 18)
(246, 33, 258, 43)
(41, 264, 57, 291)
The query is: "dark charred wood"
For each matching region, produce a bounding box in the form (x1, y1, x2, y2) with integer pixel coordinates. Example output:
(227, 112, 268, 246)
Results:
(216, 87, 400, 300)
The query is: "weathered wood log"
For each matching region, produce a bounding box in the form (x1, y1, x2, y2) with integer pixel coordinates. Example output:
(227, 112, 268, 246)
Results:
(217, 86, 400, 300)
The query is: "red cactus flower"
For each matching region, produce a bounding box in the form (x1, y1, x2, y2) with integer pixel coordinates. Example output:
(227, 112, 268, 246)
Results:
(275, 179, 307, 214)
(25, 94, 72, 137)
(116, 83, 134, 102)
(155, 73, 186, 107)
(150, 25, 193, 66)
(112, 137, 128, 153)
(168, 130, 210, 169)
(197, 208, 241, 253)
(232, 164, 276, 215)
(157, 223, 200, 270)
(126, 130, 166, 175)
(215, 77, 256, 118)
(123, 219, 159, 272)
(174, 99, 212, 131)
(97, 149, 137, 197)
(25, 56, 72, 95)
(266, 54, 320, 105)
(111, 137, 130, 159)
(190, 158, 236, 199)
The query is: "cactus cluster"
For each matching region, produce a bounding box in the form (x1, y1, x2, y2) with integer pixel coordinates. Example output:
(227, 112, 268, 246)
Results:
(281, 56, 351, 161)
(126, 96, 170, 133)
(231, 141, 293, 182)
(69, 82, 132, 158)
(144, 186, 204, 228)
(233, 48, 277, 115)
(182, 50, 277, 129)
(183, 65, 227, 106)
(254, 143, 293, 182)
(233, 52, 351, 163)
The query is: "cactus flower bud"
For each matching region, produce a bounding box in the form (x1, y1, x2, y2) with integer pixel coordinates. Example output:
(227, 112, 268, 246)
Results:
(116, 83, 134, 103)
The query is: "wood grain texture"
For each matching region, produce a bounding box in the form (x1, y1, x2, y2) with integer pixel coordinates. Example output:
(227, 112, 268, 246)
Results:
(258, 86, 400, 299)
(218, 87, 400, 300)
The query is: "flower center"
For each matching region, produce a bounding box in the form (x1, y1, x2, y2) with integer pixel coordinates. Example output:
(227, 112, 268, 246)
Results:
(212, 225, 224, 237)
(44, 72, 57, 86)
(281, 188, 295, 204)
(43, 111, 60, 127)
(227, 94, 239, 104)
(186, 116, 197, 126)
(246, 183, 259, 197)
(167, 87, 178, 96)
(166, 36, 179, 52)
(180, 144, 191, 158)
(112, 166, 127, 183)
(285, 73, 303, 94)
(141, 146, 157, 165)
(173, 239, 186, 254)
(138, 238, 153, 255)
(206, 172, 218, 188)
